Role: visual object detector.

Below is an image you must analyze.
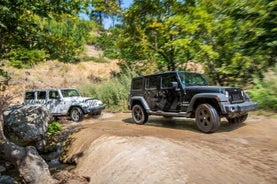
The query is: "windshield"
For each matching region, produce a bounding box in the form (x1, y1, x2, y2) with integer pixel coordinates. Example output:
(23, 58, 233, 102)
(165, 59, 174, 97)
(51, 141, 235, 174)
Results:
(178, 72, 208, 86)
(61, 89, 80, 97)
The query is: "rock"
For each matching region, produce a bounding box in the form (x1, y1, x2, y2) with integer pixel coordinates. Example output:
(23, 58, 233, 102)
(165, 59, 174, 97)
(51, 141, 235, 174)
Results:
(0, 175, 15, 184)
(0, 165, 6, 173)
(53, 171, 90, 184)
(3, 104, 52, 151)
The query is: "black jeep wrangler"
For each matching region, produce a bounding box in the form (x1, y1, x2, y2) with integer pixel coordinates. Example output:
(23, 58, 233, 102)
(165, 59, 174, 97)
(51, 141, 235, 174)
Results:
(128, 71, 258, 133)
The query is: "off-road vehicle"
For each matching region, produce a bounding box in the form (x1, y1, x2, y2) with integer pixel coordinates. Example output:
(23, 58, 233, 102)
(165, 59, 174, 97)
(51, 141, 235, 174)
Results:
(128, 71, 258, 133)
(24, 88, 104, 122)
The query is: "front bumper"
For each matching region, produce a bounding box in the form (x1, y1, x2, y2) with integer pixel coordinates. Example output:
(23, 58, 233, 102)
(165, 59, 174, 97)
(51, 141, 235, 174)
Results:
(84, 105, 105, 114)
(221, 101, 258, 117)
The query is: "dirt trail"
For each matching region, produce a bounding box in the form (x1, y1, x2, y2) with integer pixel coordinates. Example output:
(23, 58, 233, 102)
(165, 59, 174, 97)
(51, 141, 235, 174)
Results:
(64, 113, 277, 184)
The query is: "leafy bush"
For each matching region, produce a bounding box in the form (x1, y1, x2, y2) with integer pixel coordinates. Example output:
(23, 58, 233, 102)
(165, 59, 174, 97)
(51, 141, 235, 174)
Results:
(41, 16, 96, 63)
(78, 71, 137, 111)
(48, 121, 62, 135)
(4, 48, 47, 68)
(248, 65, 277, 111)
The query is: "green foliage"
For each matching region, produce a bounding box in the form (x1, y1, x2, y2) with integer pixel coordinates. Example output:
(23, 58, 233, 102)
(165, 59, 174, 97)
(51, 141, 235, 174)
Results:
(248, 65, 277, 111)
(48, 121, 62, 135)
(96, 28, 122, 59)
(89, 0, 122, 27)
(0, 62, 10, 91)
(81, 56, 108, 63)
(78, 71, 137, 111)
(97, 0, 276, 86)
(4, 48, 47, 68)
(41, 16, 96, 63)
(0, 0, 93, 64)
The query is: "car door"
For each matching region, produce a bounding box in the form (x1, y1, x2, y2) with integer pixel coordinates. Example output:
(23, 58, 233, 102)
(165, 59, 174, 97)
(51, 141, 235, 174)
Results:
(159, 73, 181, 112)
(47, 90, 64, 115)
(36, 91, 47, 105)
(144, 75, 160, 110)
(24, 91, 36, 105)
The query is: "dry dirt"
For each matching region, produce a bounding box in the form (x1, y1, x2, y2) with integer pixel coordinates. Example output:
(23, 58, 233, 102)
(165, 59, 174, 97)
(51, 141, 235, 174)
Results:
(63, 113, 277, 184)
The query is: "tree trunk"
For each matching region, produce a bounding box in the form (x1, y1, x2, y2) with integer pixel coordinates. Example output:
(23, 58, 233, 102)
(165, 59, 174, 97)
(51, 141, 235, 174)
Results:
(0, 114, 57, 184)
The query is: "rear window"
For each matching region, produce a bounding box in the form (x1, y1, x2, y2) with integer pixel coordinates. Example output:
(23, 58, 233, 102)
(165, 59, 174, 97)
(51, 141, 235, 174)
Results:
(145, 76, 160, 89)
(37, 91, 46, 99)
(25, 92, 35, 100)
(132, 78, 143, 90)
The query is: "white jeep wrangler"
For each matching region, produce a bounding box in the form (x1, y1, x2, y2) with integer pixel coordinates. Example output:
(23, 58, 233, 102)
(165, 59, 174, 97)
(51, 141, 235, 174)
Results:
(24, 88, 104, 122)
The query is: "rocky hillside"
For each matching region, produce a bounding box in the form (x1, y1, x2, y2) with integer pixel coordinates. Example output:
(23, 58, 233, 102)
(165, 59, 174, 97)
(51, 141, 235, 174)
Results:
(2, 45, 119, 104)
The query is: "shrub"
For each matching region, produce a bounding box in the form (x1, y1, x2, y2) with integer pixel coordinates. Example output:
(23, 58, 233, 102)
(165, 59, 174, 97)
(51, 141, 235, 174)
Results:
(4, 48, 47, 68)
(48, 121, 62, 135)
(248, 65, 277, 112)
(78, 71, 137, 111)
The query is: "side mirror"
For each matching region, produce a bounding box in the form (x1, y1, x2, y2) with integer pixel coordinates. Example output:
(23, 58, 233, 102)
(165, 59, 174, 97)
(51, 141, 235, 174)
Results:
(171, 82, 179, 90)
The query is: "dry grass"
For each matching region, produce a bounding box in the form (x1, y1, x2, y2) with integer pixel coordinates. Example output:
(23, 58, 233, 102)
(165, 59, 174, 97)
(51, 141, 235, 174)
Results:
(3, 46, 120, 104)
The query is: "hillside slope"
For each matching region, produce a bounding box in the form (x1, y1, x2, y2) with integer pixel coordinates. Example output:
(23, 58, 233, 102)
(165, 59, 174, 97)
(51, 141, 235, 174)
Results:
(3, 45, 119, 104)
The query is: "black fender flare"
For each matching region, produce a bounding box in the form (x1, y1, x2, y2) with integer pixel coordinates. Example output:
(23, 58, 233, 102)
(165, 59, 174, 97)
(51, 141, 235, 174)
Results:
(130, 96, 150, 112)
(187, 93, 228, 113)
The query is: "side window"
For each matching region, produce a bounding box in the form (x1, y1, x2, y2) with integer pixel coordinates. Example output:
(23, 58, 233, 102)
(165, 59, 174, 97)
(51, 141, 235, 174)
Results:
(25, 92, 35, 100)
(132, 78, 143, 90)
(161, 74, 177, 88)
(145, 76, 160, 89)
(49, 91, 59, 99)
(37, 91, 46, 100)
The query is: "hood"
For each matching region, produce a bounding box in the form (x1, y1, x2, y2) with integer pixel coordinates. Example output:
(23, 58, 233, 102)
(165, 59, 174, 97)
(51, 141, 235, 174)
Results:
(63, 97, 97, 103)
(185, 86, 245, 103)
(185, 86, 242, 94)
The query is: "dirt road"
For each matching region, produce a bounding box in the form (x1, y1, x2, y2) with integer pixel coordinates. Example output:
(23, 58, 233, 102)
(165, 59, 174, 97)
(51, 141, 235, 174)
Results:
(63, 113, 277, 184)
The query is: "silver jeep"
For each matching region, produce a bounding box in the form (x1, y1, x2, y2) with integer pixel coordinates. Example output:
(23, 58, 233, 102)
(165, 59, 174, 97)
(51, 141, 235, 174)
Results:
(24, 88, 105, 122)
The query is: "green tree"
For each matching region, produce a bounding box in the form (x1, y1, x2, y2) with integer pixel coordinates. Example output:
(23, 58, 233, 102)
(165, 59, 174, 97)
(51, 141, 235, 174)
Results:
(41, 15, 96, 63)
(89, 0, 122, 27)
(194, 0, 277, 86)
(122, 0, 192, 71)
(0, 0, 90, 65)
(115, 0, 276, 86)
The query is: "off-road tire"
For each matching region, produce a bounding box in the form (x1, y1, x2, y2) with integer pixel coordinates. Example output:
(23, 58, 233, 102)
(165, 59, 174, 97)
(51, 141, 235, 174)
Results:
(132, 104, 148, 125)
(195, 104, 220, 133)
(70, 107, 84, 122)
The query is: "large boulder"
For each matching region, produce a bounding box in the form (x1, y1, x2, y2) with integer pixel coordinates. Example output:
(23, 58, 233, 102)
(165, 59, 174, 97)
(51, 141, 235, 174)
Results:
(3, 104, 52, 151)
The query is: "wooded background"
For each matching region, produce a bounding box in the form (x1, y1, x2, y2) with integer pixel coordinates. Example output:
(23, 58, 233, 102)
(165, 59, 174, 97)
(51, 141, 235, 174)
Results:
(0, 0, 276, 111)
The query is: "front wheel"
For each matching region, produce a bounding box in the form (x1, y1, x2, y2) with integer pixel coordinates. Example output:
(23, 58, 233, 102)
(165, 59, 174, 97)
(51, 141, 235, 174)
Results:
(70, 107, 84, 122)
(132, 104, 148, 125)
(195, 104, 220, 133)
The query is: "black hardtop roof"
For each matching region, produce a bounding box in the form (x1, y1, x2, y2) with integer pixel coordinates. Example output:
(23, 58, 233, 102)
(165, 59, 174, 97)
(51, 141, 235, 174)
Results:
(132, 71, 201, 80)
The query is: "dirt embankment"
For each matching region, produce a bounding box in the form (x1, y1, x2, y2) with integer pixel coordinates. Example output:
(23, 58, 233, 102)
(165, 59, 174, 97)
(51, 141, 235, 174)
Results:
(63, 113, 277, 184)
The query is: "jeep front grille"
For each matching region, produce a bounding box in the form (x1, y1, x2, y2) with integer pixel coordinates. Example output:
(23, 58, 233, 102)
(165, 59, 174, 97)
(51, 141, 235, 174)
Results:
(229, 91, 244, 103)
(86, 99, 99, 106)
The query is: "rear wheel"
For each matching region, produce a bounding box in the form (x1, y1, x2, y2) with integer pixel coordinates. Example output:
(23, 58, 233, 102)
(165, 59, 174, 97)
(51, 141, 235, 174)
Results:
(132, 104, 148, 124)
(70, 107, 84, 122)
(195, 104, 220, 133)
